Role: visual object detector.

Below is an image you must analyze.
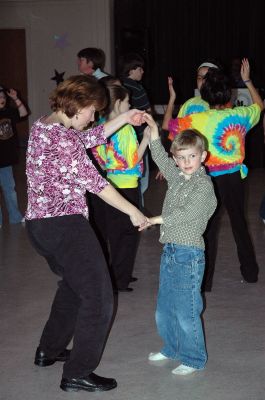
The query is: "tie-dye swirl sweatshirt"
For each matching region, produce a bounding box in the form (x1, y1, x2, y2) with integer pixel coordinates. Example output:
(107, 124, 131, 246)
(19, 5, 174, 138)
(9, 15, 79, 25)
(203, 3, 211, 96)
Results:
(178, 96, 209, 117)
(169, 104, 261, 178)
(92, 123, 143, 188)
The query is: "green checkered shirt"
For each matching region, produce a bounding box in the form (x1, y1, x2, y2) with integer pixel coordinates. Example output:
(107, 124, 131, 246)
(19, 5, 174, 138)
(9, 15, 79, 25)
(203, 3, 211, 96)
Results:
(150, 138, 217, 249)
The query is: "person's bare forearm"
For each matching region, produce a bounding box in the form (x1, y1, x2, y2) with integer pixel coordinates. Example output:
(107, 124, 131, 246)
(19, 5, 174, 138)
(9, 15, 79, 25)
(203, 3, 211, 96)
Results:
(103, 109, 144, 138)
(150, 216, 163, 225)
(137, 136, 149, 160)
(7, 89, 28, 118)
(14, 99, 28, 117)
(103, 113, 128, 137)
(245, 81, 264, 110)
(138, 215, 163, 231)
(241, 59, 264, 111)
(162, 98, 174, 130)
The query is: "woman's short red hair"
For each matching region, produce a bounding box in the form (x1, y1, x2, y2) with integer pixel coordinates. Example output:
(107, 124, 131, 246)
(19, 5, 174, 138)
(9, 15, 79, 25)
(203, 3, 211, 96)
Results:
(49, 75, 108, 117)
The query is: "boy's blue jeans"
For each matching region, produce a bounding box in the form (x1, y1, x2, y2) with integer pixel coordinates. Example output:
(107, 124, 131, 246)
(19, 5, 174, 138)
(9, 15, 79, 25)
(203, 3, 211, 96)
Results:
(156, 243, 207, 369)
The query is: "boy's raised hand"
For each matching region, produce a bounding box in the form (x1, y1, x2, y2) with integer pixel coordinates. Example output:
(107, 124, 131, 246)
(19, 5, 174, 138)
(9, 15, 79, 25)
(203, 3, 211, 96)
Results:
(143, 112, 156, 127)
(126, 109, 145, 126)
(143, 113, 159, 140)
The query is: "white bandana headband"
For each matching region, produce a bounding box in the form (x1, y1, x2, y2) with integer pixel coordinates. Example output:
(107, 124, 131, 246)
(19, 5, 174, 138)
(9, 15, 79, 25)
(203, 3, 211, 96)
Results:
(197, 62, 218, 70)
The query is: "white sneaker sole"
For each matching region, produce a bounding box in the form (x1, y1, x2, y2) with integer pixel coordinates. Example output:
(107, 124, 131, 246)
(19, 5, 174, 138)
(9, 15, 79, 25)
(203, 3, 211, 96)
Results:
(148, 352, 168, 361)
(172, 364, 198, 375)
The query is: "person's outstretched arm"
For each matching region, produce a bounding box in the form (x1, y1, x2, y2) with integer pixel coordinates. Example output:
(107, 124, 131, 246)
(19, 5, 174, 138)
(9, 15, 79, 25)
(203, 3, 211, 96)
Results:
(7, 89, 28, 117)
(139, 215, 163, 231)
(241, 58, 264, 111)
(162, 77, 176, 130)
(80, 109, 145, 149)
(97, 184, 147, 227)
(137, 125, 151, 160)
(104, 109, 145, 137)
(144, 113, 159, 141)
(143, 113, 176, 181)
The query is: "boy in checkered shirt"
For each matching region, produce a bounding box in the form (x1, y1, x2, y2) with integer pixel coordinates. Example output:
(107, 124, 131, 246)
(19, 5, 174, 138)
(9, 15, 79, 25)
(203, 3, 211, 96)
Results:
(141, 113, 216, 375)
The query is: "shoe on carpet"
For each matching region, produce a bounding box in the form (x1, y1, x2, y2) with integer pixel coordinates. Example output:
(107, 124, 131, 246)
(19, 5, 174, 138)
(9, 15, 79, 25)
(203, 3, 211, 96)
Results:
(172, 364, 198, 375)
(241, 276, 258, 283)
(148, 352, 169, 361)
(60, 373, 117, 392)
(34, 347, 71, 367)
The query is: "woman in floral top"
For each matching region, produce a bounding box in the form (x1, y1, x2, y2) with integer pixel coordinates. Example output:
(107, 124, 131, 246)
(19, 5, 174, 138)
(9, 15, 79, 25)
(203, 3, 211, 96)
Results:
(25, 75, 147, 393)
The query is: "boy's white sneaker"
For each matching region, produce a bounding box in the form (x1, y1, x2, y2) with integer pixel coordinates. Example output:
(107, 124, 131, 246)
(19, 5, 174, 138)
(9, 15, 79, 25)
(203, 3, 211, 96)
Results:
(172, 364, 198, 375)
(148, 352, 168, 361)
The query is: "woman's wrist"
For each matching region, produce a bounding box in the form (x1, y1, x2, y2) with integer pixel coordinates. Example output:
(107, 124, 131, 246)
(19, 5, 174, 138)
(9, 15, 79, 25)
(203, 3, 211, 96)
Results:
(244, 79, 251, 84)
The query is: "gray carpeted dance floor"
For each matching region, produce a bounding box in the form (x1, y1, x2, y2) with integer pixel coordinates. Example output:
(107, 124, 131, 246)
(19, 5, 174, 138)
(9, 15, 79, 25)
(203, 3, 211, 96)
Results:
(0, 151, 264, 400)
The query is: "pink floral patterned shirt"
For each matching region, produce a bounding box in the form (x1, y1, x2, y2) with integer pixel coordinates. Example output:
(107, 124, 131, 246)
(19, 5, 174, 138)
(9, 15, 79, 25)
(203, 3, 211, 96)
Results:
(25, 118, 109, 220)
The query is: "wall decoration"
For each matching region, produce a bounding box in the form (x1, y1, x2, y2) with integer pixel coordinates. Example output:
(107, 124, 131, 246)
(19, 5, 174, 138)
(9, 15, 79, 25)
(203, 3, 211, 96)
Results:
(51, 70, 65, 85)
(54, 33, 70, 50)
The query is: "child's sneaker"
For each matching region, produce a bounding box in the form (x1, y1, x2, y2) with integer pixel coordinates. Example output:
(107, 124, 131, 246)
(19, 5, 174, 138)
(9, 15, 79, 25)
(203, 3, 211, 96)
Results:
(148, 352, 168, 361)
(172, 364, 198, 375)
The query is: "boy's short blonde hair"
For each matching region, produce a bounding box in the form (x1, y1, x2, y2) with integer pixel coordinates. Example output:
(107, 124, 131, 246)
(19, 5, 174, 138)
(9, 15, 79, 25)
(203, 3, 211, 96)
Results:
(170, 129, 206, 155)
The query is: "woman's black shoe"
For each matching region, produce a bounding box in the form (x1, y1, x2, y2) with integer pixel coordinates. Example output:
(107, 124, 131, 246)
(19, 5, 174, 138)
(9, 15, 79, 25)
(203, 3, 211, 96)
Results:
(130, 276, 138, 282)
(34, 347, 71, 367)
(60, 373, 117, 392)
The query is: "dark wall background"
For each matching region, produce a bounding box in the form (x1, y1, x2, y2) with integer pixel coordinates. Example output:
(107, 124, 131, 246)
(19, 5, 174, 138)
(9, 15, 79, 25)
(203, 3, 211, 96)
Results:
(114, 0, 265, 105)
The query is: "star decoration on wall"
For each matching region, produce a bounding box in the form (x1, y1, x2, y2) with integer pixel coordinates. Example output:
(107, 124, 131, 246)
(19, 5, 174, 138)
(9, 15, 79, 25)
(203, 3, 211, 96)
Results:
(51, 70, 65, 86)
(54, 33, 70, 49)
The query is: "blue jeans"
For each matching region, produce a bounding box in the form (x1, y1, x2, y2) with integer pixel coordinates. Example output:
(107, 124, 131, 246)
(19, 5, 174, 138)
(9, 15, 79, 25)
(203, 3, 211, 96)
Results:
(156, 243, 207, 369)
(0, 166, 23, 225)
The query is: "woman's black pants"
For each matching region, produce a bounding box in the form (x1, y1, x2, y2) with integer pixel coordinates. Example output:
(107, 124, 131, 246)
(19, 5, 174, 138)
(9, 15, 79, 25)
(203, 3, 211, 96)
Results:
(26, 214, 113, 379)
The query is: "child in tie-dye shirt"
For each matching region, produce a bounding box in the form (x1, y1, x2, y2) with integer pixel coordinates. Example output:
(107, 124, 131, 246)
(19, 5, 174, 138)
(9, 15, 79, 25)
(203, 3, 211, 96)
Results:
(91, 83, 149, 291)
(162, 58, 264, 291)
